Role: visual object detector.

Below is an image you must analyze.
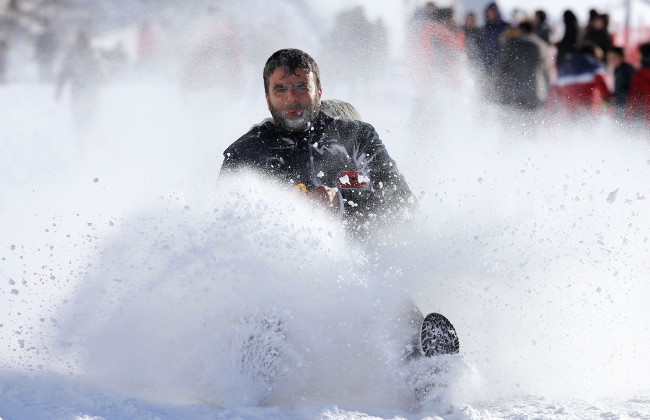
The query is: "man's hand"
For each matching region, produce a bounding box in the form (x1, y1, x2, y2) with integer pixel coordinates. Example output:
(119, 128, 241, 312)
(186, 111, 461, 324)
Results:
(307, 186, 342, 212)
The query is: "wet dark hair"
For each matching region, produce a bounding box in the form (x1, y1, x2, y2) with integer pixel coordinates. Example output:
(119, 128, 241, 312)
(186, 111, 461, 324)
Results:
(609, 46, 625, 57)
(580, 41, 603, 60)
(563, 10, 578, 26)
(640, 43, 650, 59)
(519, 21, 533, 33)
(263, 49, 321, 95)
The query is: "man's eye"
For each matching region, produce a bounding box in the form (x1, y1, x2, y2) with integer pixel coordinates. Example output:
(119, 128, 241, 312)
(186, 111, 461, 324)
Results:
(297, 85, 309, 92)
(275, 87, 287, 93)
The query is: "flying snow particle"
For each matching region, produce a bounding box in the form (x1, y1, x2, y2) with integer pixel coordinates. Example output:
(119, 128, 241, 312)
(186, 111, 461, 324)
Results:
(477, 177, 483, 183)
(532, 339, 537, 345)
(10, 289, 19, 295)
(317, 171, 324, 178)
(93, 178, 99, 183)
(596, 287, 602, 293)
(606, 189, 619, 204)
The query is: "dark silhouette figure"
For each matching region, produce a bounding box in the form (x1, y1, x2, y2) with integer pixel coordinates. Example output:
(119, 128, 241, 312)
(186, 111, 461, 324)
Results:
(534, 10, 551, 44)
(606, 46, 635, 116)
(463, 12, 484, 66)
(626, 43, 650, 123)
(583, 14, 612, 61)
(494, 22, 549, 110)
(482, 2, 510, 70)
(556, 10, 580, 70)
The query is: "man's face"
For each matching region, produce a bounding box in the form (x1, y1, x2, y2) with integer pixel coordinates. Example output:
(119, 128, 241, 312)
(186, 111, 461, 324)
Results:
(266, 67, 322, 133)
(593, 17, 605, 30)
(486, 8, 497, 23)
(606, 51, 622, 68)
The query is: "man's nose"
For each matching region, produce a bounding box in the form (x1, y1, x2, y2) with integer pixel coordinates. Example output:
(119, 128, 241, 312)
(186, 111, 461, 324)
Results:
(287, 86, 299, 102)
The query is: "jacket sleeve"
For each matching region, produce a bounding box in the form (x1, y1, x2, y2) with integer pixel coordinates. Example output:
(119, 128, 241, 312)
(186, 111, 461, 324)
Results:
(218, 146, 241, 178)
(339, 124, 416, 220)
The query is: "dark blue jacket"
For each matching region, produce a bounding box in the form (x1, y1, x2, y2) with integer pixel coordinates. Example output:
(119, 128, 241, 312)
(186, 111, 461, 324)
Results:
(482, 4, 510, 69)
(220, 112, 415, 223)
(613, 62, 636, 107)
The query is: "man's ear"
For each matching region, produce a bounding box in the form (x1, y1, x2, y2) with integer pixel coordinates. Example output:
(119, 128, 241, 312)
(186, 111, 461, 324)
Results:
(317, 87, 322, 99)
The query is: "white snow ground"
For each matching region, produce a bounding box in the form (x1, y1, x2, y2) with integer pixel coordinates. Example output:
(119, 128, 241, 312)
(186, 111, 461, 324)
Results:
(2, 67, 650, 420)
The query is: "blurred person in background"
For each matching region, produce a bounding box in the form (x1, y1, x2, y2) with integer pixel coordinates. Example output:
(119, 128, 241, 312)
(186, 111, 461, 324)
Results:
(416, 7, 464, 83)
(555, 10, 580, 70)
(550, 42, 610, 115)
(482, 2, 510, 71)
(533, 10, 551, 44)
(583, 13, 612, 61)
(585, 9, 599, 34)
(325, 7, 379, 92)
(494, 21, 549, 110)
(55, 32, 101, 129)
(409, 2, 438, 30)
(181, 23, 243, 91)
(606, 46, 635, 117)
(136, 22, 158, 70)
(463, 12, 484, 67)
(0, 37, 6, 84)
(35, 22, 57, 82)
(625, 43, 650, 124)
(368, 18, 389, 80)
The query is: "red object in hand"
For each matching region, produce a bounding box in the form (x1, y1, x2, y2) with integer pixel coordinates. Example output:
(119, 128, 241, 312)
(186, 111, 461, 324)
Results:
(337, 171, 368, 189)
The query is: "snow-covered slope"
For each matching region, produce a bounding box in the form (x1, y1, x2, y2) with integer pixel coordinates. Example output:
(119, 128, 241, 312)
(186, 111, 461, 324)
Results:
(2, 68, 650, 419)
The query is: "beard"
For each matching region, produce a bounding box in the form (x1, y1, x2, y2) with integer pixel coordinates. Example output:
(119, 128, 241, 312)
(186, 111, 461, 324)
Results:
(268, 99, 321, 134)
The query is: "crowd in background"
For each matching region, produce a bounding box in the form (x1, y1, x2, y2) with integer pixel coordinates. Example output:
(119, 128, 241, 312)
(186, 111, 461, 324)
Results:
(1, 1, 650, 129)
(408, 1, 650, 124)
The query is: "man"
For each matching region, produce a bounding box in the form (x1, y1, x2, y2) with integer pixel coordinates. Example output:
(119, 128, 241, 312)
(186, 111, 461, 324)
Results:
(55, 32, 101, 128)
(550, 42, 611, 115)
(626, 43, 650, 123)
(220, 49, 459, 367)
(463, 12, 484, 67)
(220, 48, 416, 228)
(555, 10, 580, 70)
(583, 13, 612, 61)
(494, 21, 549, 110)
(481, 2, 510, 71)
(35, 22, 57, 82)
(533, 10, 551, 44)
(606, 47, 635, 117)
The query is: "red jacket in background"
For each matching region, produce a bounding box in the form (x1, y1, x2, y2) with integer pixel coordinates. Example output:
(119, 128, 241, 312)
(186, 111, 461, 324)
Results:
(550, 54, 611, 114)
(626, 67, 650, 121)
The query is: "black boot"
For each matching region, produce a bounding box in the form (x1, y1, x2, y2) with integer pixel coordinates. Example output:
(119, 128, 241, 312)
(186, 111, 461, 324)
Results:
(419, 313, 459, 357)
